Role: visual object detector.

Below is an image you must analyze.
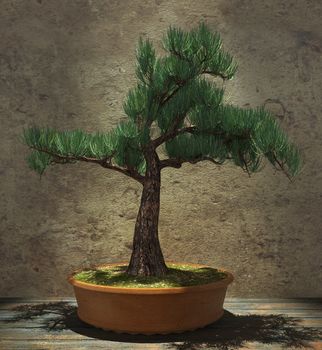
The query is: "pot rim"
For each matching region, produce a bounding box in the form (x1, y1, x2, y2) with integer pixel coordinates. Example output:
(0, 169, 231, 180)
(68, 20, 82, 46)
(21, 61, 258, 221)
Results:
(67, 261, 234, 294)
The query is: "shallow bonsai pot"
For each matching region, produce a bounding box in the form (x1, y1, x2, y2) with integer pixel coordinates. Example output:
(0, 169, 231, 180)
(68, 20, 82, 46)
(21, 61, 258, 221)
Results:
(68, 261, 234, 335)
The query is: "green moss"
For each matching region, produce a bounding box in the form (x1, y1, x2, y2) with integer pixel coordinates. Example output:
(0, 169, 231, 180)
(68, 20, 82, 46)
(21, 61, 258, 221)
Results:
(73, 263, 227, 288)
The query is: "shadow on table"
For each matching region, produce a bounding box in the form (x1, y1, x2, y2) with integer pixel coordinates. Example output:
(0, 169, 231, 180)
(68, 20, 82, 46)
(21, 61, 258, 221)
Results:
(5, 302, 322, 349)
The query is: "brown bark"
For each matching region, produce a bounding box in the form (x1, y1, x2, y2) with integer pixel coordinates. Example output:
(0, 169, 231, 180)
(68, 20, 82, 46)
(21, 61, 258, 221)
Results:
(29, 146, 145, 184)
(126, 147, 168, 277)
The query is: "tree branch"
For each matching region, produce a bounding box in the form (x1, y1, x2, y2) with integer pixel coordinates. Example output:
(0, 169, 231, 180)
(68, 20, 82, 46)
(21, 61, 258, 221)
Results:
(169, 48, 194, 65)
(239, 150, 251, 178)
(203, 70, 231, 80)
(153, 124, 241, 149)
(160, 155, 225, 170)
(159, 83, 182, 108)
(29, 146, 145, 185)
(272, 152, 293, 183)
(143, 75, 183, 132)
(152, 125, 196, 148)
(148, 54, 230, 149)
(158, 128, 253, 171)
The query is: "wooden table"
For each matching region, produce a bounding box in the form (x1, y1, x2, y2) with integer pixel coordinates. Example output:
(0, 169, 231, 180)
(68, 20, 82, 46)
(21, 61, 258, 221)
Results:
(1, 298, 321, 349)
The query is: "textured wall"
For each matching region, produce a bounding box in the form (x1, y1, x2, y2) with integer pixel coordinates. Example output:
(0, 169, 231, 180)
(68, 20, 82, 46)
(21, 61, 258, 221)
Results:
(1, 0, 321, 297)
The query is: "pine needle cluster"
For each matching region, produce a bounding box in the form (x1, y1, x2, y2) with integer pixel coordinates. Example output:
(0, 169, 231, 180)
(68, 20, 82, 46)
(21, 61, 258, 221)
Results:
(21, 22, 302, 182)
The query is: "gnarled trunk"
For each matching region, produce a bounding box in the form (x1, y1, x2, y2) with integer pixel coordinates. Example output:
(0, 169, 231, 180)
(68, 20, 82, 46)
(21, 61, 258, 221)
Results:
(126, 149, 168, 277)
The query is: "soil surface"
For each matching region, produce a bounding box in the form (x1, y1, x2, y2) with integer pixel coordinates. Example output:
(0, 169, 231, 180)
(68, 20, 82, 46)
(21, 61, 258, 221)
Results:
(73, 263, 227, 288)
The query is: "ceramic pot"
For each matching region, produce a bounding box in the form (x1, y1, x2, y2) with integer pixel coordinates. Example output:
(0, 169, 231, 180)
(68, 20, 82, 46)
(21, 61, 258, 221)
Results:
(68, 261, 234, 335)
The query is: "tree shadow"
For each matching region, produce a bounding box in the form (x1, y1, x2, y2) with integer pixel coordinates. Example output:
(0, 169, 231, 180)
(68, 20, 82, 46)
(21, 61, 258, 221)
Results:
(5, 302, 322, 349)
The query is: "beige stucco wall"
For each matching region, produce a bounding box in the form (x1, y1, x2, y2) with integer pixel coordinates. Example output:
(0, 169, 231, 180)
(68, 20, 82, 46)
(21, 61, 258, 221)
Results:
(1, 0, 321, 297)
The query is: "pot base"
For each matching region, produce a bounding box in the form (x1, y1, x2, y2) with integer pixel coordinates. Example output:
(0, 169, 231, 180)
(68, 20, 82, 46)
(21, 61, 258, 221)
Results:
(99, 309, 225, 335)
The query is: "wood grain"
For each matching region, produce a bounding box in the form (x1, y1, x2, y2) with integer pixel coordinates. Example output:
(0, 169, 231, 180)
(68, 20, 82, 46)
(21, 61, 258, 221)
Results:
(1, 298, 321, 350)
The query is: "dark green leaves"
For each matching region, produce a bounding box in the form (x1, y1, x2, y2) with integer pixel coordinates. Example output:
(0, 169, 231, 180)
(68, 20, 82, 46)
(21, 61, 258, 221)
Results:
(122, 83, 149, 122)
(22, 127, 116, 159)
(125, 22, 237, 136)
(207, 50, 238, 80)
(162, 22, 220, 64)
(22, 121, 147, 176)
(164, 103, 302, 179)
(26, 151, 53, 176)
(238, 105, 302, 177)
(162, 22, 237, 79)
(112, 121, 146, 172)
(22, 22, 302, 182)
(156, 80, 197, 132)
(135, 37, 156, 85)
(164, 133, 228, 163)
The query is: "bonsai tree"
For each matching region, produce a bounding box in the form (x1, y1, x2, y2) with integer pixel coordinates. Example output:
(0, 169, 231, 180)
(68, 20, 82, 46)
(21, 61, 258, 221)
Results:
(22, 22, 302, 278)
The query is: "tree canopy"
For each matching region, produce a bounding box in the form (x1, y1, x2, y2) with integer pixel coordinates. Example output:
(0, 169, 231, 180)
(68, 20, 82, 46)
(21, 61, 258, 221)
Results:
(22, 22, 302, 183)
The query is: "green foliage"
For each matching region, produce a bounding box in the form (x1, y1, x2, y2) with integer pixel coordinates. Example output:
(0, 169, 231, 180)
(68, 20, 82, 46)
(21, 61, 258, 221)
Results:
(112, 121, 146, 171)
(152, 77, 224, 134)
(122, 82, 159, 127)
(135, 37, 156, 85)
(162, 22, 237, 79)
(165, 133, 228, 163)
(122, 83, 147, 122)
(148, 57, 172, 95)
(26, 150, 53, 176)
(22, 120, 147, 176)
(186, 78, 224, 130)
(156, 80, 196, 132)
(123, 22, 237, 130)
(159, 55, 200, 83)
(22, 127, 115, 159)
(165, 104, 302, 177)
(22, 21, 302, 181)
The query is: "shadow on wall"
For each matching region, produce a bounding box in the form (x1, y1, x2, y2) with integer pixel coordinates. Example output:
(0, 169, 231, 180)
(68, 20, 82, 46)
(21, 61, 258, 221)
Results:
(5, 302, 322, 349)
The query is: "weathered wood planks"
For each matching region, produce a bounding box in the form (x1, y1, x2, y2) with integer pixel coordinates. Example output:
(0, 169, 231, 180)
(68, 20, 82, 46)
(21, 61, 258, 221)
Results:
(1, 298, 321, 350)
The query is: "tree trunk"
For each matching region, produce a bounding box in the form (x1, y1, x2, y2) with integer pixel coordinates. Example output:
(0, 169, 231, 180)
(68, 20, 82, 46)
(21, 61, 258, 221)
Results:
(125, 148, 168, 277)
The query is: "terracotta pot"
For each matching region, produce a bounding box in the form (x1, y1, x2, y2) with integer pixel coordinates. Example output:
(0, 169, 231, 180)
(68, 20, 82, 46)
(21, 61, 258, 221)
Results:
(68, 261, 234, 335)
